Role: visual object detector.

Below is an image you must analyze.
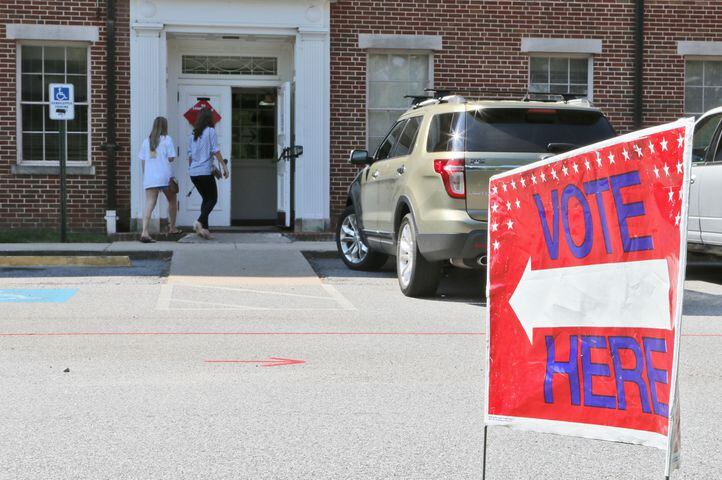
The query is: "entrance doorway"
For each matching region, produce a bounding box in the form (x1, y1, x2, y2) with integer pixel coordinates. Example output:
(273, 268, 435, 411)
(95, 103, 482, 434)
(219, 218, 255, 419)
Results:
(174, 82, 293, 229)
(231, 89, 277, 225)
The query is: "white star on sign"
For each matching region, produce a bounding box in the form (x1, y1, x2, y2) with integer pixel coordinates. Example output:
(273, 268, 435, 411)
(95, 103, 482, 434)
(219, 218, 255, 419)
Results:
(506, 201, 512, 211)
(491, 222, 499, 232)
(540, 172, 547, 182)
(502, 183, 508, 192)
(677, 134, 684, 148)
(562, 165, 569, 176)
(608, 152, 615, 165)
(678, 189, 683, 200)
(676, 162, 683, 174)
(520, 177, 527, 188)
(506, 219, 514, 230)
(634, 144, 643, 157)
(491, 203, 500, 213)
(551, 168, 558, 180)
(663, 163, 670, 176)
(596, 153, 603, 167)
(653, 166, 660, 178)
(531, 174, 538, 184)
(675, 213, 681, 226)
(584, 159, 591, 171)
(661, 138, 668, 151)
(622, 148, 630, 161)
(492, 186, 498, 195)
(510, 179, 517, 190)
(493, 240, 500, 251)
(668, 189, 675, 203)
(515, 198, 521, 209)
(572, 163, 579, 173)
(648, 141, 656, 154)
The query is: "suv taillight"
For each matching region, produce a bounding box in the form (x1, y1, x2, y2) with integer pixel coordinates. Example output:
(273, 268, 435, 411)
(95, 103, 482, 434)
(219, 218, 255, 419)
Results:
(433, 159, 466, 199)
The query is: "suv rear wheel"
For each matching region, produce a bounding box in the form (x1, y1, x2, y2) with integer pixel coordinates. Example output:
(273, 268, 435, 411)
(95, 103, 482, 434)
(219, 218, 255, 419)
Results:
(396, 214, 442, 297)
(336, 206, 388, 271)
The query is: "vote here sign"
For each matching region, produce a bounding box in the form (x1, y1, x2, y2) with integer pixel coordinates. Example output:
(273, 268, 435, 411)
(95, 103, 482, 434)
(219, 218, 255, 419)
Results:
(484, 118, 694, 454)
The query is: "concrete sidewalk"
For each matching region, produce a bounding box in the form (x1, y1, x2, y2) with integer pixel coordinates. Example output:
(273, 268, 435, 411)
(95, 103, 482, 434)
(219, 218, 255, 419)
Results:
(0, 232, 336, 254)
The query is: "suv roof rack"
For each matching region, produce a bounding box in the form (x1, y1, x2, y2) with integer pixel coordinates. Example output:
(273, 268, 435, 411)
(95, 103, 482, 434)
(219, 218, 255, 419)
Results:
(404, 89, 595, 110)
(522, 91, 593, 106)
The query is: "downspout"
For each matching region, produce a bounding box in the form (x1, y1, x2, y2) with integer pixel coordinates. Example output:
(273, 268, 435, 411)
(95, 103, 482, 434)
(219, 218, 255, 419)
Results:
(633, 0, 644, 128)
(104, 0, 118, 233)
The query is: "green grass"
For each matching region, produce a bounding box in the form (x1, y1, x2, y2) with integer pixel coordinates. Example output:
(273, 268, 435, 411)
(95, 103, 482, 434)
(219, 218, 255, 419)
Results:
(0, 229, 109, 243)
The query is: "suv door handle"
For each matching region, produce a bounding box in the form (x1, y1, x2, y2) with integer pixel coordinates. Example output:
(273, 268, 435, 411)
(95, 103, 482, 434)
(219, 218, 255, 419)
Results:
(372, 171, 380, 179)
(396, 165, 406, 175)
(691, 174, 696, 184)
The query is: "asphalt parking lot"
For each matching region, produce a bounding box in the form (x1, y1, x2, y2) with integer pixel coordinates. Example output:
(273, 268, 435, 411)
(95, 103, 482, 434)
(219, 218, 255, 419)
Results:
(0, 240, 719, 479)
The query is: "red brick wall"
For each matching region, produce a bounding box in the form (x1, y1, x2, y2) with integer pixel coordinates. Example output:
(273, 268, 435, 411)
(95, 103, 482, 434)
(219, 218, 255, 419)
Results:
(0, 0, 130, 231)
(329, 0, 722, 226)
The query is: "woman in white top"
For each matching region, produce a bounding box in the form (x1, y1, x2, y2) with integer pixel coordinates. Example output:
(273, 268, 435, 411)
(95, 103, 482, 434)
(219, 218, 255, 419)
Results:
(138, 116, 179, 243)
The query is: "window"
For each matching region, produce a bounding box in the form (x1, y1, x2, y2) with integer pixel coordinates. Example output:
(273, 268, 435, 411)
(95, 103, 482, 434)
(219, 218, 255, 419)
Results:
(693, 113, 722, 162)
(231, 91, 276, 161)
(427, 109, 615, 153)
(529, 57, 590, 97)
(367, 53, 430, 152)
(374, 120, 406, 161)
(391, 116, 422, 157)
(685, 60, 722, 116)
(19, 45, 89, 163)
(182, 56, 277, 76)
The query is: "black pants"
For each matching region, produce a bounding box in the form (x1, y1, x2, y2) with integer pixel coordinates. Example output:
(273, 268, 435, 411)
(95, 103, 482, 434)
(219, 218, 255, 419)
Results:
(190, 175, 217, 229)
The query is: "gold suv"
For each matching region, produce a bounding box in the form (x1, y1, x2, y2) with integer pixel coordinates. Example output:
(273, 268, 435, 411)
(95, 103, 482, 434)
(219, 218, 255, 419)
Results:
(337, 95, 616, 297)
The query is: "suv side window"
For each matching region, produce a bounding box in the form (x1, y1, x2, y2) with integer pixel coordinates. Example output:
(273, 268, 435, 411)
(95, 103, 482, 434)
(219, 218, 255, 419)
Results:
(694, 113, 722, 163)
(375, 120, 407, 161)
(391, 116, 423, 157)
(426, 113, 465, 152)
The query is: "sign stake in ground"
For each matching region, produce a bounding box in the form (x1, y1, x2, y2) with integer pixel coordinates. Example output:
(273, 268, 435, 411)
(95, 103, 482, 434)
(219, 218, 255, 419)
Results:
(483, 118, 694, 479)
(49, 84, 75, 243)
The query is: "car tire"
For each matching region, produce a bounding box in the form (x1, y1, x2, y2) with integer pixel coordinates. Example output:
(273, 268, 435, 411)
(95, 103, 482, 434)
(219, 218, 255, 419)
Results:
(336, 205, 388, 271)
(396, 213, 442, 297)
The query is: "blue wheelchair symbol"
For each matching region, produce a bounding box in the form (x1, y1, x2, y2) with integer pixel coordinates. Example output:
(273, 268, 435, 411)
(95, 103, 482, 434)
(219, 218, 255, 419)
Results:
(53, 87, 70, 101)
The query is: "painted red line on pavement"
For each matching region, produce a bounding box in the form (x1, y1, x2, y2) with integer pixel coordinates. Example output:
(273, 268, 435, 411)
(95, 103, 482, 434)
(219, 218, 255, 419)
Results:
(0, 331, 485, 337)
(1, 331, 718, 338)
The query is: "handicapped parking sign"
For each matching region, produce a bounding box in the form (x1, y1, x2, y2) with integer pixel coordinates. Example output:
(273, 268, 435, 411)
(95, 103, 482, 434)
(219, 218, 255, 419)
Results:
(49, 83, 75, 120)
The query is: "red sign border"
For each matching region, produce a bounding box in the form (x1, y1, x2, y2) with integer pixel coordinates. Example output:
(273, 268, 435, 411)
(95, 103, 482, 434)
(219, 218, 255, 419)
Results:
(483, 118, 695, 461)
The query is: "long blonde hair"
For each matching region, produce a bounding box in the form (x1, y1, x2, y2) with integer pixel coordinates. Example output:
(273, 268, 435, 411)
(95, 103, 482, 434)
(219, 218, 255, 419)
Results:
(149, 116, 168, 152)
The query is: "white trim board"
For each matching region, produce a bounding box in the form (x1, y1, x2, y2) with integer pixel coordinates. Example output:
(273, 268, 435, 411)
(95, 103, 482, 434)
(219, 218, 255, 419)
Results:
(358, 34, 442, 51)
(5, 24, 99, 42)
(677, 41, 722, 57)
(521, 38, 602, 55)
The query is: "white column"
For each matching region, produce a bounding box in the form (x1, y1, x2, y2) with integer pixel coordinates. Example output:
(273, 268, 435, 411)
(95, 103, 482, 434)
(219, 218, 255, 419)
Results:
(130, 22, 165, 231)
(294, 29, 330, 232)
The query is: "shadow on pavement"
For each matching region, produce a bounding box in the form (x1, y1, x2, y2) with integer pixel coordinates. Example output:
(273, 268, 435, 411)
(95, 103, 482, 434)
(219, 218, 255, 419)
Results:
(303, 250, 485, 304)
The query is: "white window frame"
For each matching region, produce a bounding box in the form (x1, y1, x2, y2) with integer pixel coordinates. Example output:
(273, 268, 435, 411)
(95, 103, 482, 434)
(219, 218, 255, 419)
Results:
(16, 40, 92, 167)
(179, 54, 280, 79)
(682, 56, 722, 116)
(527, 53, 594, 101)
(365, 50, 434, 152)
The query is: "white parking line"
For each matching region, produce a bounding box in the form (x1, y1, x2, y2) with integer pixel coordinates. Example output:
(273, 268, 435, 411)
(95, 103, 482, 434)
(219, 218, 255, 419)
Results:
(320, 282, 357, 311)
(156, 284, 173, 311)
(155, 281, 357, 312)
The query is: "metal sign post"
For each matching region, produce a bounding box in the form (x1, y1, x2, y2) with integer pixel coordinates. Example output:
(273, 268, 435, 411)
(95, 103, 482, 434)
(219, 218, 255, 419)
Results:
(49, 84, 75, 243)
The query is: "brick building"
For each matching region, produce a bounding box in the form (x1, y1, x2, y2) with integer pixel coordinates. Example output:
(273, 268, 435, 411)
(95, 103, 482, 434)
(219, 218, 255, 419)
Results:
(0, 0, 130, 231)
(1, 1, 720, 233)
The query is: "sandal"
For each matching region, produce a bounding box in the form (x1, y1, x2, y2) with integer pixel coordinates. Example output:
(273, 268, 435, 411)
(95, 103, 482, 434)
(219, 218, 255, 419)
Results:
(139, 236, 156, 243)
(167, 227, 183, 235)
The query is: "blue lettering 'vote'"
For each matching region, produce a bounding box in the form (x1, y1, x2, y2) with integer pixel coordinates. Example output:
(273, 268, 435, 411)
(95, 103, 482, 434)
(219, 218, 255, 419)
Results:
(533, 170, 654, 259)
(544, 335, 668, 417)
